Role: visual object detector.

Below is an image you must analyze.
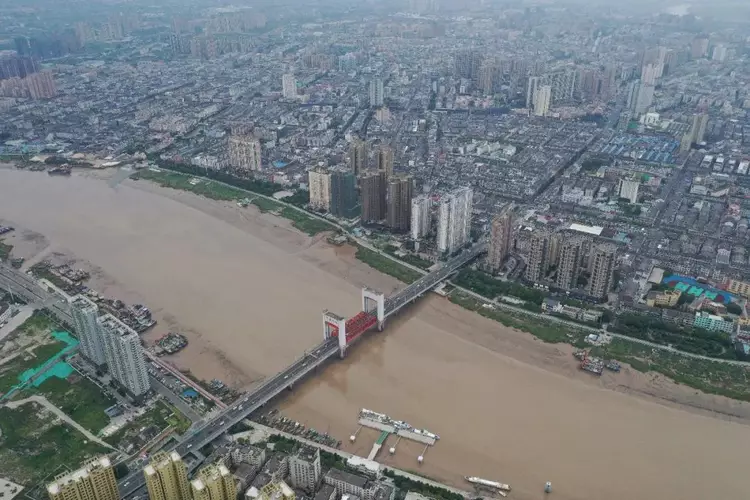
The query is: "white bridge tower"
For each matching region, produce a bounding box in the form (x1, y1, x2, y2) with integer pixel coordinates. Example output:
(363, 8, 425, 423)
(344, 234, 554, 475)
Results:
(362, 288, 385, 331)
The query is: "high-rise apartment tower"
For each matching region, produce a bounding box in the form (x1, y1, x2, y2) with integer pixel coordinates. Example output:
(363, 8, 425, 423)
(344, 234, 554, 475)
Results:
(437, 187, 473, 255)
(586, 243, 617, 299)
(47, 457, 119, 500)
(69, 295, 106, 367)
(410, 194, 432, 240)
(191, 464, 237, 500)
(99, 313, 150, 399)
(349, 138, 368, 177)
(488, 205, 514, 273)
(386, 175, 413, 232)
(144, 452, 191, 500)
(360, 170, 386, 223)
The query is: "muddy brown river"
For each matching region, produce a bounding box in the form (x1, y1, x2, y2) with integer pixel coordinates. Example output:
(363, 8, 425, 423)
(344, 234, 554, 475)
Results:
(0, 167, 749, 500)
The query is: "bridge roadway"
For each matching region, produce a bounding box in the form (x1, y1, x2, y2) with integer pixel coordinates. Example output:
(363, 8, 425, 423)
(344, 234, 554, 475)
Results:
(384, 243, 487, 317)
(0, 265, 73, 322)
(1, 244, 487, 498)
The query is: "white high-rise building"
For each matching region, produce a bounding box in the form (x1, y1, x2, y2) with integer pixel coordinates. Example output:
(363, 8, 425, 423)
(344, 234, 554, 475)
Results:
(630, 80, 654, 116)
(369, 78, 384, 107)
(289, 447, 321, 493)
(618, 179, 640, 203)
(69, 295, 106, 367)
(533, 85, 551, 116)
(712, 44, 728, 62)
(308, 168, 332, 211)
(526, 71, 577, 108)
(640, 63, 657, 85)
(410, 194, 432, 240)
(282, 74, 297, 99)
(437, 187, 473, 255)
(99, 313, 150, 399)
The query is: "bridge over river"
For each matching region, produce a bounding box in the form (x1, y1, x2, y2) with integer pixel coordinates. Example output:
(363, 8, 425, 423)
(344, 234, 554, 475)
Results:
(1, 243, 486, 497)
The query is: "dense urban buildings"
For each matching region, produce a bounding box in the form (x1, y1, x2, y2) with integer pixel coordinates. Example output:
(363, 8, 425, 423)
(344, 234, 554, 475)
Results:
(228, 133, 262, 172)
(47, 457, 118, 500)
(190, 464, 236, 500)
(144, 452, 192, 500)
(7, 2, 750, 498)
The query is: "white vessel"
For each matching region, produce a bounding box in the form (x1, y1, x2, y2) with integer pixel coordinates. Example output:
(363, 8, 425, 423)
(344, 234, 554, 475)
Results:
(464, 476, 511, 492)
(413, 428, 440, 440)
(359, 409, 440, 440)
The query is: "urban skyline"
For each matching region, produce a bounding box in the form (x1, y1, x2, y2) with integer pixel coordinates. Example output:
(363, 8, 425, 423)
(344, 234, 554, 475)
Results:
(2, 1, 750, 499)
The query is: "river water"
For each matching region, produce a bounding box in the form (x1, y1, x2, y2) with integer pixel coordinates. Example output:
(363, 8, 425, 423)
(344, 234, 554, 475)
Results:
(0, 168, 749, 500)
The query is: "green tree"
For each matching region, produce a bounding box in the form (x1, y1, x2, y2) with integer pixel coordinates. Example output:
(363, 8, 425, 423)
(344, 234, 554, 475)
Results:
(726, 302, 743, 315)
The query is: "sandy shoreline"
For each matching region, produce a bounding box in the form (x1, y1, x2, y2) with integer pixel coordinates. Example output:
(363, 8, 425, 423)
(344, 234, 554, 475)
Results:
(1, 167, 750, 500)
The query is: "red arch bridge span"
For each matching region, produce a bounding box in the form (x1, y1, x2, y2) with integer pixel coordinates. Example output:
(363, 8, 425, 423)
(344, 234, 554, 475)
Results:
(323, 244, 487, 357)
(323, 288, 385, 357)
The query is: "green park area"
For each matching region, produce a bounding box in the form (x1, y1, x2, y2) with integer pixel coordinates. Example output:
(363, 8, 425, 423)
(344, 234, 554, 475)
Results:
(382, 469, 463, 500)
(449, 290, 588, 345)
(453, 268, 547, 310)
(280, 207, 337, 236)
(354, 246, 423, 284)
(137, 168, 335, 236)
(383, 245, 433, 270)
(449, 288, 750, 402)
(590, 337, 750, 401)
(612, 313, 735, 360)
(33, 376, 115, 433)
(138, 168, 245, 200)
(0, 340, 65, 395)
(1, 316, 116, 433)
(0, 401, 109, 486)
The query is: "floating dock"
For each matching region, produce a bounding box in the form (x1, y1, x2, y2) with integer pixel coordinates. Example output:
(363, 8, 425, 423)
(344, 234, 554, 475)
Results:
(358, 417, 438, 446)
(354, 409, 440, 464)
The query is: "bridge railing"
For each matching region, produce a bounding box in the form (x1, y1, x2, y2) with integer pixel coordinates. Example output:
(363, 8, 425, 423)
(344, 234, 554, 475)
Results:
(384, 244, 486, 316)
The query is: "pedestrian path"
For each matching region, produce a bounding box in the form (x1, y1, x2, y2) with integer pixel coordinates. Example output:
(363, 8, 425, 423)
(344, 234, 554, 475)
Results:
(4, 395, 117, 450)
